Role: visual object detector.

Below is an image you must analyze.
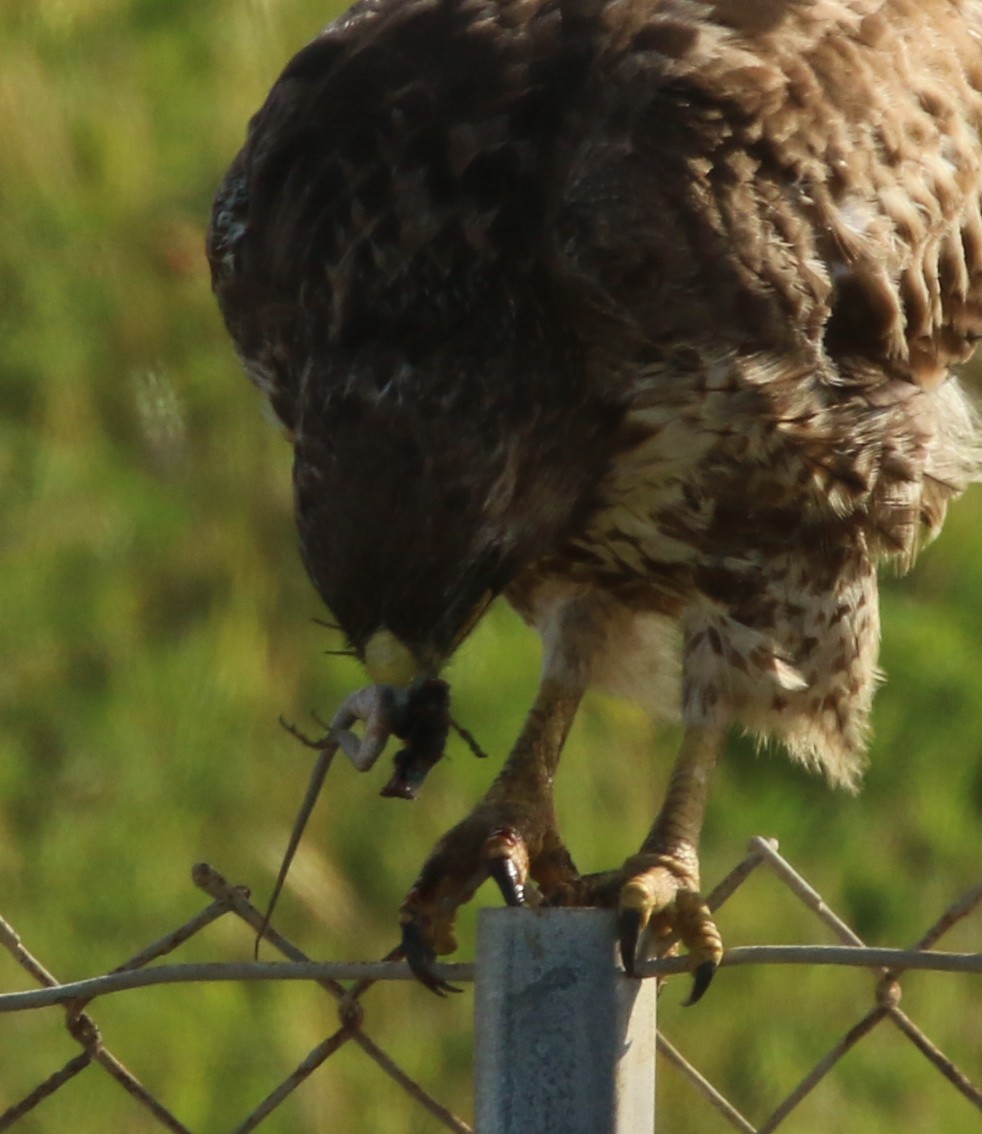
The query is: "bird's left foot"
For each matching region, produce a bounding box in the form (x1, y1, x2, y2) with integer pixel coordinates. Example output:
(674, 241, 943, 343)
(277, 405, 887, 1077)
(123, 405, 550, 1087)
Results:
(550, 850, 722, 1004)
(616, 853, 722, 1003)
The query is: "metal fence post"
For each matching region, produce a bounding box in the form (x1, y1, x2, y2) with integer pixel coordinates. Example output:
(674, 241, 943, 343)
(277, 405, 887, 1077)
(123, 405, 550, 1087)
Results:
(474, 908, 657, 1134)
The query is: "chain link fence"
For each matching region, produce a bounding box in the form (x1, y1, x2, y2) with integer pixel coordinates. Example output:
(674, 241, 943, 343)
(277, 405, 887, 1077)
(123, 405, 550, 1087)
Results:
(0, 837, 978, 1132)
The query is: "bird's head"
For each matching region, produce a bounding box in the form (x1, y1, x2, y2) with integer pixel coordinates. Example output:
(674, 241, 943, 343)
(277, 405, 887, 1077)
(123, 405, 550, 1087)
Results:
(288, 393, 517, 797)
(288, 339, 615, 795)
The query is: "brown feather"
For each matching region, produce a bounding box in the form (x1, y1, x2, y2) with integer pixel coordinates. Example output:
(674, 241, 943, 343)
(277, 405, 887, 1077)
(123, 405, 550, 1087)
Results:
(209, 0, 982, 786)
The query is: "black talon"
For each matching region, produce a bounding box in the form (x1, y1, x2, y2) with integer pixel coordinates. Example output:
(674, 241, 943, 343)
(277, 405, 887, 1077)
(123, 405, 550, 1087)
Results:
(617, 907, 644, 977)
(684, 960, 717, 1006)
(489, 856, 526, 907)
(400, 919, 462, 996)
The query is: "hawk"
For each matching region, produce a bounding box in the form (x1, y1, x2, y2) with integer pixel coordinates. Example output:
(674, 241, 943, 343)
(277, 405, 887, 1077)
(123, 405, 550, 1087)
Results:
(208, 0, 982, 998)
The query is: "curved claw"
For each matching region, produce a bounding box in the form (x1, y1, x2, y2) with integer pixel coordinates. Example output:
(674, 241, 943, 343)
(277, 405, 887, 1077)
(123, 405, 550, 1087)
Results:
(617, 906, 645, 977)
(400, 919, 462, 997)
(685, 959, 717, 1006)
(489, 855, 527, 907)
(615, 865, 722, 999)
(482, 826, 531, 909)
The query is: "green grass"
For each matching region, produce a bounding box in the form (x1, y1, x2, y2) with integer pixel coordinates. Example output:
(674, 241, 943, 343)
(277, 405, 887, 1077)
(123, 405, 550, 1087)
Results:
(1, 2, 980, 1131)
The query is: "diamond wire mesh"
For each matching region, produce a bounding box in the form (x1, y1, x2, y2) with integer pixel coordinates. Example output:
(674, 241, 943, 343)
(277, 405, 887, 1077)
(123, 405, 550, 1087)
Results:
(0, 838, 978, 1133)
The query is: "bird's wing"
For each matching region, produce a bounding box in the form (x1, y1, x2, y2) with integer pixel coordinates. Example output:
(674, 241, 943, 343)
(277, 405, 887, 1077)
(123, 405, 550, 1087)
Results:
(553, 1, 982, 373)
(207, 0, 588, 435)
(549, 0, 982, 552)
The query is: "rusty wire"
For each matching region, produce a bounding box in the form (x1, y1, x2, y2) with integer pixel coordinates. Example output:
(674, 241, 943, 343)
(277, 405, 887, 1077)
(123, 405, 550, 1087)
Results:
(0, 838, 978, 1132)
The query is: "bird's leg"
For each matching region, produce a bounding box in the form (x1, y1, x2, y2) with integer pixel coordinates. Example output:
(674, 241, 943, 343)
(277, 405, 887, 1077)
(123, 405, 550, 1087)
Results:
(617, 724, 726, 1001)
(399, 675, 584, 993)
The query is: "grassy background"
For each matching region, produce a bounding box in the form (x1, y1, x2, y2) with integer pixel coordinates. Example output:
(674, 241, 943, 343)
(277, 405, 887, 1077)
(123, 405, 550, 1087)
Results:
(1, 1, 979, 1130)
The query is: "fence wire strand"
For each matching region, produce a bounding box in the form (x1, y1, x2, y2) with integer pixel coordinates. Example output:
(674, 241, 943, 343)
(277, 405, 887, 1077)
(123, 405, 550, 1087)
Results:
(0, 838, 978, 1132)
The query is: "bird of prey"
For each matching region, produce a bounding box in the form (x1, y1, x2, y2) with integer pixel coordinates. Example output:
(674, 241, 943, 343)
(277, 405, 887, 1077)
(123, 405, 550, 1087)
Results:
(208, 0, 982, 999)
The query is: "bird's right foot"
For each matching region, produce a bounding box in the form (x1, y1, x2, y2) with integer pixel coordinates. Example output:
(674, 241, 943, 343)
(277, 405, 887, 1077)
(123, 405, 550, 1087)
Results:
(398, 800, 578, 993)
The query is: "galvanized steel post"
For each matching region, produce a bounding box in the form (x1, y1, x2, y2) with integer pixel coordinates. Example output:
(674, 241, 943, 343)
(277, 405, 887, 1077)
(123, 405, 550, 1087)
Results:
(474, 908, 657, 1134)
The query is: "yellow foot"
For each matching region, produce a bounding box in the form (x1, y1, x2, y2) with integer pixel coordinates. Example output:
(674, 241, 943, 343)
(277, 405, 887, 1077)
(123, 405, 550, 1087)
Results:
(399, 804, 577, 995)
(617, 854, 722, 1003)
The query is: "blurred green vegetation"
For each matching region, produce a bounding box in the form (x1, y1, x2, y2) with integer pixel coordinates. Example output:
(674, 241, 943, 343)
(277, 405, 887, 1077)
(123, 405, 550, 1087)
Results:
(0, 1, 979, 1131)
